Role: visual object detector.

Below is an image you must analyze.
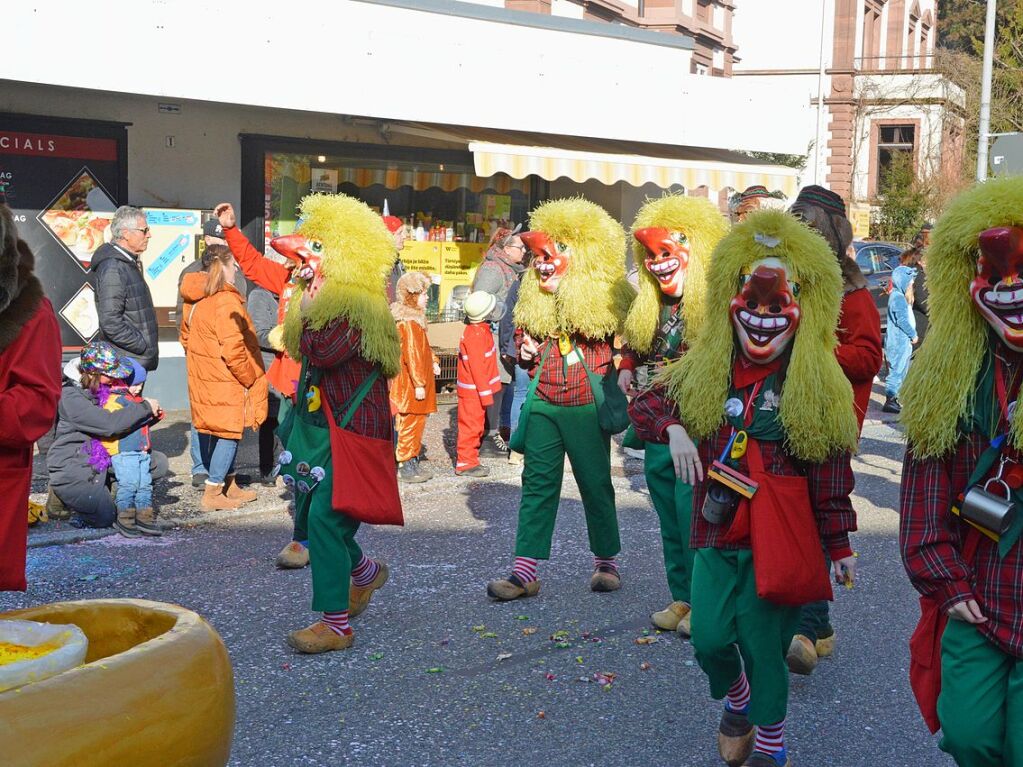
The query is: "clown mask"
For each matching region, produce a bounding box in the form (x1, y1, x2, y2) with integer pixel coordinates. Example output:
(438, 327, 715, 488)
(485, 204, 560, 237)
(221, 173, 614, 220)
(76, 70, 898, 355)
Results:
(271, 233, 322, 306)
(730, 257, 801, 364)
(972, 226, 1023, 352)
(522, 230, 570, 294)
(634, 227, 690, 298)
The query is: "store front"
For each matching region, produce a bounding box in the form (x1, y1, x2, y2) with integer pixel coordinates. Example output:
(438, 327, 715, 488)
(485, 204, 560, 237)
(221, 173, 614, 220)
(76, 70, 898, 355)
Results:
(240, 135, 547, 322)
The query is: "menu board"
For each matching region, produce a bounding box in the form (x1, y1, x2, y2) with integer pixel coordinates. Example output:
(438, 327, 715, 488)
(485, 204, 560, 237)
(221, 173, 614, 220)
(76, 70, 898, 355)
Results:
(0, 115, 127, 349)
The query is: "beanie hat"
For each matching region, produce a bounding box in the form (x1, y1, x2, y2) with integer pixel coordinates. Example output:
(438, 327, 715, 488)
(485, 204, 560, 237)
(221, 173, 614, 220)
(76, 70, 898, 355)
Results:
(80, 341, 133, 380)
(739, 185, 772, 201)
(790, 185, 853, 260)
(463, 290, 505, 323)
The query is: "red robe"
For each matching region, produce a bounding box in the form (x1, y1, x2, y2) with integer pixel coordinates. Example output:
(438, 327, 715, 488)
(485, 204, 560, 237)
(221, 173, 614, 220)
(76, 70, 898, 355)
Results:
(0, 297, 62, 590)
(836, 287, 883, 433)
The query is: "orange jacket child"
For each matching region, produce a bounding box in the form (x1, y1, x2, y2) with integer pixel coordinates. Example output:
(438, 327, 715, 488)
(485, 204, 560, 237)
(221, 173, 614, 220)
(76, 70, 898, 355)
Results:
(390, 272, 439, 483)
(456, 291, 503, 477)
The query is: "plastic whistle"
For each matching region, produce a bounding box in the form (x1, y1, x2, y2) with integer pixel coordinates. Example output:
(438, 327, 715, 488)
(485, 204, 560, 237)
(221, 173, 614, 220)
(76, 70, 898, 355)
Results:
(730, 430, 748, 460)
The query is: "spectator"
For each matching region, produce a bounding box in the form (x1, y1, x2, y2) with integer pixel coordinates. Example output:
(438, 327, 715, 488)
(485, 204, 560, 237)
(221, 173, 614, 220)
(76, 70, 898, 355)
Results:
(383, 215, 408, 304)
(500, 275, 529, 465)
(179, 244, 268, 511)
(102, 359, 163, 538)
(92, 205, 159, 371)
(178, 221, 251, 487)
(0, 206, 62, 591)
(390, 272, 440, 484)
(47, 343, 160, 529)
(900, 224, 931, 339)
(472, 225, 526, 455)
(247, 286, 282, 483)
(883, 265, 918, 414)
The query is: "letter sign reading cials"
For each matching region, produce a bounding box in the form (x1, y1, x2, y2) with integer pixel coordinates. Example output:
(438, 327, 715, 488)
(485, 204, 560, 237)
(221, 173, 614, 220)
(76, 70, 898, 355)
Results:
(0, 132, 117, 161)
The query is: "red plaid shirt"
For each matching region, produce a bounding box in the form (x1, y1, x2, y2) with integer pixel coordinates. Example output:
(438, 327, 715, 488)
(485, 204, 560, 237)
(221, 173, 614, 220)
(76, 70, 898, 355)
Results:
(519, 335, 613, 407)
(629, 384, 856, 557)
(299, 319, 392, 440)
(902, 434, 1023, 658)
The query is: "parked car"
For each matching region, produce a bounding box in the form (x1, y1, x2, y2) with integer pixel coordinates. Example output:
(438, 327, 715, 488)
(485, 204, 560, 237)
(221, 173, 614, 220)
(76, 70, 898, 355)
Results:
(853, 240, 903, 333)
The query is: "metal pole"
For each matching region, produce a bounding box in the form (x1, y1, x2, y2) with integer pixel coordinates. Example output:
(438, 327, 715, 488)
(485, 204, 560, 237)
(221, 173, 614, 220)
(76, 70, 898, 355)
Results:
(813, 0, 829, 184)
(977, 0, 997, 181)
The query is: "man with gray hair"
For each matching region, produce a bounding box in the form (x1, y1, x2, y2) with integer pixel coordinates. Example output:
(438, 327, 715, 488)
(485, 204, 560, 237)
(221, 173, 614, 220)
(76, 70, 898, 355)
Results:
(91, 205, 159, 370)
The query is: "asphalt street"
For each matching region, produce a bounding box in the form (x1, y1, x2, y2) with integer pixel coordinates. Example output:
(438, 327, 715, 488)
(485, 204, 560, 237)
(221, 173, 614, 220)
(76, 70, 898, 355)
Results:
(3, 390, 954, 767)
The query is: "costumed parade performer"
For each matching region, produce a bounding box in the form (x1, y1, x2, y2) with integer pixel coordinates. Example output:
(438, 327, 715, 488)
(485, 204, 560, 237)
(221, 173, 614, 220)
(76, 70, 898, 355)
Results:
(620, 193, 728, 635)
(630, 209, 859, 767)
(486, 198, 634, 601)
(390, 271, 440, 484)
(277, 193, 403, 654)
(785, 185, 881, 674)
(900, 177, 1023, 766)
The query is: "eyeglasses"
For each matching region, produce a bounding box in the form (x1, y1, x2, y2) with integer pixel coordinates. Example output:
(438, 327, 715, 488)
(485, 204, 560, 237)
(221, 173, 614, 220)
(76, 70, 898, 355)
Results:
(130, 227, 151, 235)
(506, 243, 527, 251)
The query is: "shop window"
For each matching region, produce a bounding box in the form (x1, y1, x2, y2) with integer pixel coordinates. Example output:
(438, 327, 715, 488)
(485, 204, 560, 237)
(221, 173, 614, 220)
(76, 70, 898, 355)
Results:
(264, 150, 534, 322)
(875, 125, 915, 194)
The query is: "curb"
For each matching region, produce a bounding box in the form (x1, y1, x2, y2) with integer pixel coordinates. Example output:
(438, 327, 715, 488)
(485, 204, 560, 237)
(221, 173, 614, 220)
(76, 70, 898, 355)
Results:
(27, 501, 291, 550)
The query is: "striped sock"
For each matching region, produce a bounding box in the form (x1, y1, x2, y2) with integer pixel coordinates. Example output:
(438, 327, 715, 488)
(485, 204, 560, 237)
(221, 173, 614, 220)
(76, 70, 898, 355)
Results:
(351, 556, 380, 587)
(320, 610, 352, 636)
(512, 557, 539, 583)
(754, 718, 786, 756)
(593, 556, 618, 573)
(725, 671, 751, 713)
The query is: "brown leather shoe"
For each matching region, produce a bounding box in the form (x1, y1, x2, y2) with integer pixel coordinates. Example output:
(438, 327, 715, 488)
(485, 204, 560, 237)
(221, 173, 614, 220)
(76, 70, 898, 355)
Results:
(224, 475, 258, 504)
(786, 634, 819, 675)
(590, 565, 621, 593)
(651, 600, 690, 632)
(276, 541, 309, 569)
(286, 622, 355, 654)
(486, 574, 541, 601)
(135, 507, 162, 536)
(201, 483, 242, 512)
(114, 507, 140, 538)
(349, 562, 389, 618)
(718, 707, 755, 767)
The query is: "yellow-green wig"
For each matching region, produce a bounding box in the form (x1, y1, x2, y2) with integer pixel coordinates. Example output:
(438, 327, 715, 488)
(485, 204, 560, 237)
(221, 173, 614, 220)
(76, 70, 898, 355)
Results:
(622, 193, 729, 353)
(901, 177, 1023, 458)
(656, 209, 858, 462)
(283, 193, 401, 377)
(514, 197, 635, 339)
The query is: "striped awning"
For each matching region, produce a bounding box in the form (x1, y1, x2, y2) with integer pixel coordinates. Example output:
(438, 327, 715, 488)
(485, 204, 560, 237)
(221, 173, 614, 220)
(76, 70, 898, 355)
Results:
(336, 166, 529, 194)
(470, 142, 800, 197)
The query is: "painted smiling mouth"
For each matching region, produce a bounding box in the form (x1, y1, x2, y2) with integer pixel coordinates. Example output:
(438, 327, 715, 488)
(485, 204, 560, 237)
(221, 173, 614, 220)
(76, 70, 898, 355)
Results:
(649, 258, 680, 283)
(736, 309, 791, 345)
(537, 262, 557, 280)
(983, 288, 1023, 326)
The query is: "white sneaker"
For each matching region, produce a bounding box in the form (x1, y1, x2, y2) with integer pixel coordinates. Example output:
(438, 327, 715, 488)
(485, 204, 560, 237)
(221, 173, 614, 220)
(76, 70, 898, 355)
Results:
(508, 451, 523, 465)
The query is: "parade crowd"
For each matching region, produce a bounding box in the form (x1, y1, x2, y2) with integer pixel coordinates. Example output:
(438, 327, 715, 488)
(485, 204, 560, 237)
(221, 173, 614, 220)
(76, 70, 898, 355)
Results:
(1, 172, 1022, 767)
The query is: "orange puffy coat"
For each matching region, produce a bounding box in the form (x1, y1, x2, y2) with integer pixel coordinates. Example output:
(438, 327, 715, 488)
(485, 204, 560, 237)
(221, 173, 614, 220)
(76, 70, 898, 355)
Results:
(390, 304, 438, 415)
(180, 272, 268, 439)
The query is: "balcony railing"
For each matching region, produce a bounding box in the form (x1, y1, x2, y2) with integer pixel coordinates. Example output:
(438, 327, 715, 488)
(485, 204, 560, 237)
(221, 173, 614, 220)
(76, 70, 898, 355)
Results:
(854, 52, 936, 72)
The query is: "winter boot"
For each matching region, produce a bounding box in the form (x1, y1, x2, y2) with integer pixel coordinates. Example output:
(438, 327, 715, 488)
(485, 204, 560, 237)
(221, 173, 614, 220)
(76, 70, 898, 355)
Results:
(201, 483, 242, 512)
(412, 456, 433, 480)
(114, 507, 140, 538)
(45, 487, 71, 521)
(135, 507, 162, 537)
(398, 460, 429, 484)
(224, 474, 258, 504)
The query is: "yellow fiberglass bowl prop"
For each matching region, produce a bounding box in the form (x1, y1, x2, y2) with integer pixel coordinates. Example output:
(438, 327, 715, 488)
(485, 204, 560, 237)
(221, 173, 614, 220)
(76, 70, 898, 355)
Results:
(0, 598, 234, 767)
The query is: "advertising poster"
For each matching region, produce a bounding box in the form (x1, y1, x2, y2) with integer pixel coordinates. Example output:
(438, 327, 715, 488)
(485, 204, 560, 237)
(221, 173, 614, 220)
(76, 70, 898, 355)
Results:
(141, 208, 204, 309)
(0, 115, 126, 349)
(439, 242, 485, 318)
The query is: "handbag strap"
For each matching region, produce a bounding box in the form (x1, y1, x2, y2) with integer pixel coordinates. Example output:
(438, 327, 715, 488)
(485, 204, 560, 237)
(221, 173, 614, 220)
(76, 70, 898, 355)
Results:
(335, 370, 381, 429)
(522, 342, 553, 403)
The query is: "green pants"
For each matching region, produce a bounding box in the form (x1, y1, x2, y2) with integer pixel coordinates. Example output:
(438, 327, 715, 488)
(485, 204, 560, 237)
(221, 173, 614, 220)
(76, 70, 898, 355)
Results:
(644, 440, 694, 604)
(938, 619, 1023, 766)
(691, 548, 800, 725)
(302, 481, 362, 613)
(796, 551, 833, 641)
(515, 399, 620, 560)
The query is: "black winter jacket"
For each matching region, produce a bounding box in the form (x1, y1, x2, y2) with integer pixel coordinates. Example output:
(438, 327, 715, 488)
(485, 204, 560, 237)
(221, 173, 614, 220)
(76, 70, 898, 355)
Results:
(46, 381, 154, 488)
(91, 243, 159, 370)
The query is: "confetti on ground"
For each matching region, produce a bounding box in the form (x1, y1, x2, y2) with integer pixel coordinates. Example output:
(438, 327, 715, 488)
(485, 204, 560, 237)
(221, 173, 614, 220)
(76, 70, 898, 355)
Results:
(426, 667, 444, 673)
(472, 625, 486, 632)
(537, 711, 546, 719)
(369, 653, 384, 661)
(280, 662, 292, 671)
(593, 672, 616, 689)
(514, 615, 530, 621)
(640, 662, 652, 671)
(554, 642, 571, 649)
(575, 656, 583, 664)
(551, 630, 569, 641)
(522, 627, 538, 636)
(480, 632, 497, 639)
(634, 636, 658, 645)
(496, 652, 513, 661)
(545, 673, 556, 681)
